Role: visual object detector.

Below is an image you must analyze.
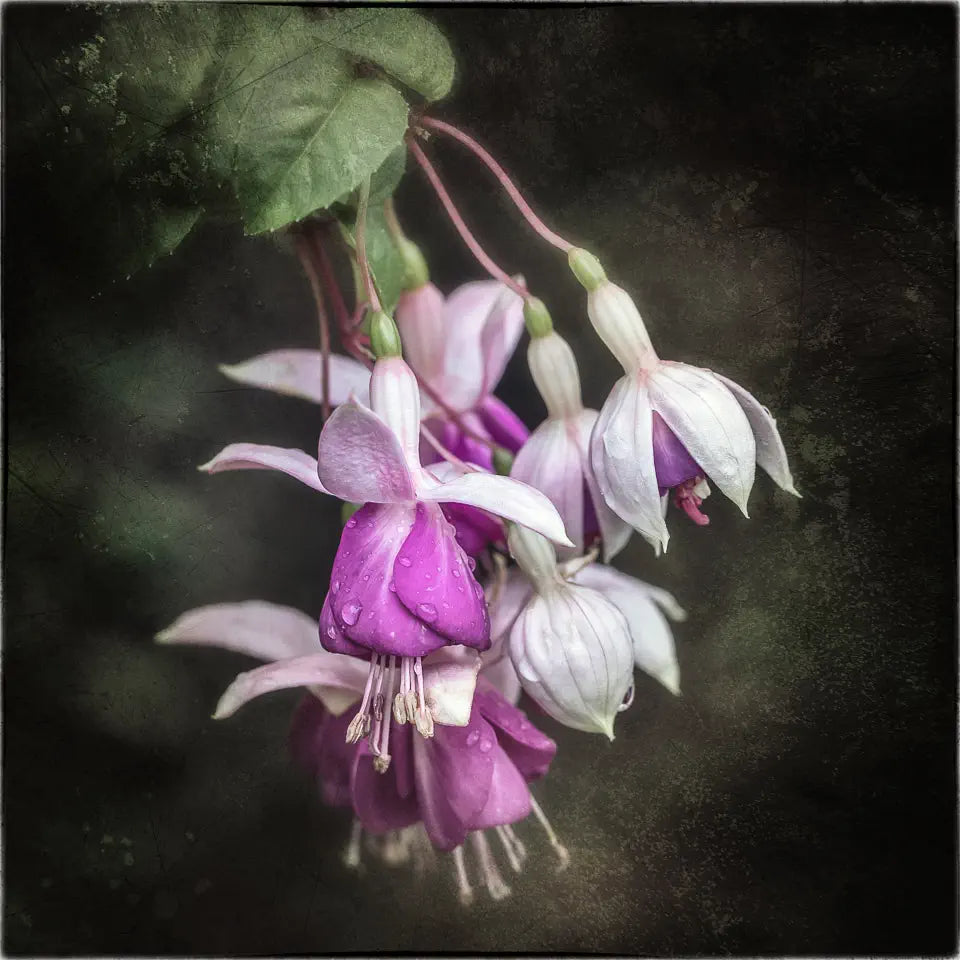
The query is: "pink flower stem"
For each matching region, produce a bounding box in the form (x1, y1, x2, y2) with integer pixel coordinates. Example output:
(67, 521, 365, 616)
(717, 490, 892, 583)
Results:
(292, 229, 332, 420)
(419, 423, 482, 474)
(407, 136, 529, 301)
(354, 179, 382, 314)
(419, 117, 575, 254)
(414, 371, 499, 453)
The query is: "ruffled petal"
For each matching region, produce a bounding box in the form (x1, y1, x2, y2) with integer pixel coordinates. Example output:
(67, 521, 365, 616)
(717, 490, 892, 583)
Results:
(648, 362, 756, 517)
(712, 373, 800, 497)
(318, 591, 370, 660)
(441, 502, 505, 557)
(392, 503, 490, 650)
(157, 600, 319, 661)
(327, 503, 449, 658)
(219, 350, 370, 407)
(470, 743, 532, 830)
(212, 652, 369, 719)
(199, 444, 330, 494)
(474, 688, 556, 781)
(418, 471, 573, 548)
(475, 395, 530, 453)
(511, 419, 585, 557)
(591, 375, 669, 553)
(574, 409, 633, 562)
(412, 712, 497, 851)
(317, 401, 416, 504)
(571, 564, 682, 696)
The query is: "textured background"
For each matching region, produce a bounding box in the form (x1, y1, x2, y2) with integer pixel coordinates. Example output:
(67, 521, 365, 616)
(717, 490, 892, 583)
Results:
(5, 5, 956, 955)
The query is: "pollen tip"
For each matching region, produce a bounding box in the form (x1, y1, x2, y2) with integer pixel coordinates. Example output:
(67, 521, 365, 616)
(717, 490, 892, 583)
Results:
(153, 629, 173, 644)
(197, 459, 215, 473)
(217, 362, 238, 377)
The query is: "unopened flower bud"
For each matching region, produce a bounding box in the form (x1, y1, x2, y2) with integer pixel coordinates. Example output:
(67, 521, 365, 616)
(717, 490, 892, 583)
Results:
(341, 501, 362, 525)
(369, 311, 403, 359)
(492, 447, 515, 476)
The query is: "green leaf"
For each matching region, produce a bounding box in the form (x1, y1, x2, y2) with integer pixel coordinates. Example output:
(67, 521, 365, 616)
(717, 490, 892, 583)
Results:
(337, 204, 405, 315)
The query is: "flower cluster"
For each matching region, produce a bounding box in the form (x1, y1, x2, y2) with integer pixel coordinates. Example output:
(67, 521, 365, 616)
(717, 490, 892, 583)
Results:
(159, 121, 797, 904)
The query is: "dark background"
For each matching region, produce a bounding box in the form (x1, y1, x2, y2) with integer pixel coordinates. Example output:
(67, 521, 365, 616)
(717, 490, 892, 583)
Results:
(4, 4, 957, 955)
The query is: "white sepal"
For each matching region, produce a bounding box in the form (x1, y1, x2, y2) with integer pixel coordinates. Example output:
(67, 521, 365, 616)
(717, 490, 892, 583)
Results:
(587, 282, 659, 373)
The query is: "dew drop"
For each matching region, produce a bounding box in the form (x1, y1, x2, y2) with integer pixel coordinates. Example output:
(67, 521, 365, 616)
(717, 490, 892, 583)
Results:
(341, 600, 362, 626)
(388, 580, 397, 593)
(346, 517, 357, 528)
(363, 574, 370, 582)
(465, 730, 480, 747)
(467, 557, 477, 572)
(332, 580, 341, 595)
(473, 582, 484, 598)
(457, 584, 464, 593)
(326, 626, 338, 640)
(478, 738, 493, 753)
(452, 569, 461, 579)
(397, 556, 413, 568)
(416, 602, 438, 623)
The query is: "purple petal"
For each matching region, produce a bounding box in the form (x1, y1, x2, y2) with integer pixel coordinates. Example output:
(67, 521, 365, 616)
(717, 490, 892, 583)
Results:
(319, 592, 370, 659)
(445, 412, 495, 471)
(289, 696, 356, 808)
(157, 601, 320, 661)
(199, 444, 330, 494)
(393, 502, 491, 651)
(474, 688, 557, 782)
(351, 727, 420, 833)
(651, 411, 703, 491)
(219, 350, 371, 407)
(441, 502, 505, 557)
(317, 402, 416, 504)
(471, 742, 531, 830)
(411, 712, 497, 851)
(476, 395, 530, 454)
(328, 503, 450, 658)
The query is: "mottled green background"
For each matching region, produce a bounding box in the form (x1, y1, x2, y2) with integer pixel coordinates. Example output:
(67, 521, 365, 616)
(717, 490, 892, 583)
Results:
(5, 6, 956, 955)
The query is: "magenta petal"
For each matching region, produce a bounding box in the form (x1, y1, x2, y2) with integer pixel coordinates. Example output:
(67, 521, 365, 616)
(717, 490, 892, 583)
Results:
(318, 593, 369, 658)
(289, 696, 355, 808)
(474, 688, 557, 782)
(652, 411, 703, 491)
(476, 395, 530, 453)
(470, 743, 531, 830)
(441, 502, 504, 557)
(328, 503, 450, 658)
(351, 732, 420, 834)
(393, 502, 491, 651)
(411, 713, 497, 851)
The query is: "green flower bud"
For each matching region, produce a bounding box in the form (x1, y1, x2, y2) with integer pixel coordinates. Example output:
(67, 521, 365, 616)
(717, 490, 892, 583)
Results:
(369, 311, 403, 358)
(398, 237, 430, 291)
(341, 501, 363, 525)
(568, 247, 607, 291)
(523, 296, 554, 339)
(492, 447, 515, 476)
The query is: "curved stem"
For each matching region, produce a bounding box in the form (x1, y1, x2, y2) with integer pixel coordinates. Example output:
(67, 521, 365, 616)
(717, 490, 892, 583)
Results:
(419, 423, 482, 474)
(293, 230, 332, 420)
(407, 137, 529, 301)
(355, 178, 381, 313)
(414, 371, 499, 453)
(309, 225, 351, 335)
(420, 117, 574, 254)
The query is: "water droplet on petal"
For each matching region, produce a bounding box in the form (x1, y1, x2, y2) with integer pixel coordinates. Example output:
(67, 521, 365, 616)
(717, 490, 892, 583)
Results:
(388, 580, 397, 593)
(326, 626, 338, 641)
(466, 730, 480, 747)
(473, 582, 484, 598)
(478, 738, 493, 753)
(341, 600, 362, 626)
(397, 556, 413, 568)
(363, 574, 370, 582)
(457, 584, 464, 593)
(452, 569, 461, 579)
(467, 557, 477, 571)
(416, 602, 438, 623)
(332, 580, 341, 594)
(346, 518, 357, 528)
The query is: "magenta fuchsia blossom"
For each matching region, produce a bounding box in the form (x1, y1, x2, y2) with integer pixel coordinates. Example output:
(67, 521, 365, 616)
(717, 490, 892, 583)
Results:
(570, 253, 800, 554)
(157, 600, 569, 901)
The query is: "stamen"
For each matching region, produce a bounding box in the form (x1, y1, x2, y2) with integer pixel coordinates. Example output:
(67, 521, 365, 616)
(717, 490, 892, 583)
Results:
(343, 819, 363, 870)
(495, 825, 526, 873)
(529, 795, 570, 872)
(502, 824, 528, 864)
(346, 654, 382, 744)
(373, 656, 398, 774)
(470, 831, 511, 900)
(381, 829, 411, 867)
(413, 656, 435, 738)
(452, 845, 474, 906)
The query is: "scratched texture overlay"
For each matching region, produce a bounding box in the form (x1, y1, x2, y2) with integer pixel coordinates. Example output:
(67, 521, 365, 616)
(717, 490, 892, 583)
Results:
(4, 5, 956, 956)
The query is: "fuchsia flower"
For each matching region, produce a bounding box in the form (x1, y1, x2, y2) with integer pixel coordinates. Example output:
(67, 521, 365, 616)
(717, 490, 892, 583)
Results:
(510, 313, 633, 561)
(486, 524, 685, 737)
(569, 250, 800, 554)
(157, 600, 570, 901)
(201, 343, 570, 752)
